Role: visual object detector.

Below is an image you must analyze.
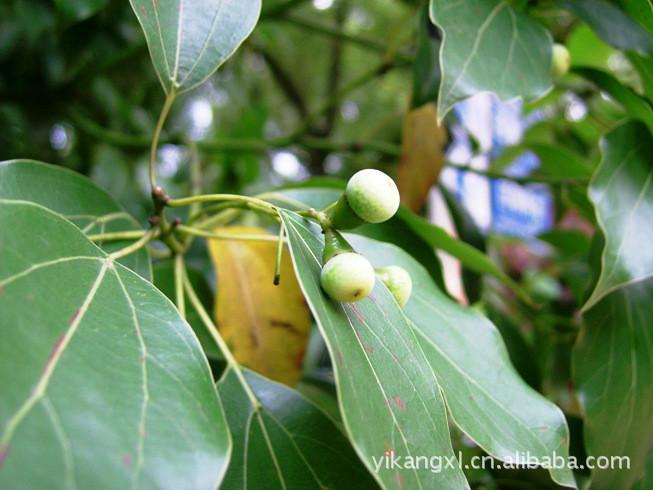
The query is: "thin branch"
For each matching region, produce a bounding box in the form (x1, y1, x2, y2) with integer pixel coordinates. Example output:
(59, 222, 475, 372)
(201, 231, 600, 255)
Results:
(252, 44, 308, 118)
(176, 225, 283, 243)
(174, 254, 186, 318)
(182, 265, 261, 409)
(72, 111, 400, 157)
(88, 230, 147, 242)
(167, 194, 279, 217)
(107, 228, 157, 261)
(149, 89, 177, 189)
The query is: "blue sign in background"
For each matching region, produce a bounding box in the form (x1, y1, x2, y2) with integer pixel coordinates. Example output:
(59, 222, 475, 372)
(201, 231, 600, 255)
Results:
(446, 95, 553, 239)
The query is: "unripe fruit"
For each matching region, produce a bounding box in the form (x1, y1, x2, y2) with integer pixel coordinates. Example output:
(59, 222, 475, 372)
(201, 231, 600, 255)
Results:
(345, 169, 400, 224)
(320, 252, 376, 303)
(377, 266, 412, 307)
(551, 43, 570, 80)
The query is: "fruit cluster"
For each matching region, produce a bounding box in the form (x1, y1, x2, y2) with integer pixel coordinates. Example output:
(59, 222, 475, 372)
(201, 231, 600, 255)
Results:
(314, 169, 413, 307)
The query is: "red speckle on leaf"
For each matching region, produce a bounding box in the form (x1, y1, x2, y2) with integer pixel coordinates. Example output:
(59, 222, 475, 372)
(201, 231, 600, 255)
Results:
(384, 449, 394, 456)
(70, 308, 81, 325)
(122, 454, 132, 466)
(365, 345, 374, 354)
(0, 286, 4, 299)
(44, 336, 65, 374)
(0, 445, 8, 467)
(335, 349, 344, 365)
(349, 304, 365, 323)
(396, 473, 404, 489)
(392, 396, 406, 410)
(368, 295, 376, 304)
(139, 428, 146, 438)
(567, 380, 576, 392)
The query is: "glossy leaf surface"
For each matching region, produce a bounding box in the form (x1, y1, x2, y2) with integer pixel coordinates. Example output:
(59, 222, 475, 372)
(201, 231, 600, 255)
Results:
(575, 280, 653, 490)
(562, 0, 653, 56)
(130, 0, 261, 94)
(280, 210, 468, 489)
(0, 200, 230, 489)
(584, 121, 653, 310)
(573, 67, 653, 133)
(345, 234, 576, 489)
(0, 159, 151, 280)
(430, 0, 552, 119)
(218, 368, 376, 489)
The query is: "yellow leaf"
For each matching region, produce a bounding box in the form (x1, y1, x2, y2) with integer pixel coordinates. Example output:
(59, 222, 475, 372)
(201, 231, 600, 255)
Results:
(208, 226, 311, 386)
(397, 102, 448, 211)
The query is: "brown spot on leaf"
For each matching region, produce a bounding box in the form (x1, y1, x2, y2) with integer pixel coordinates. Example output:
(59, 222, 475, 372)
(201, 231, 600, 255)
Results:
(70, 308, 81, 325)
(44, 336, 65, 374)
(392, 396, 406, 410)
(269, 319, 302, 336)
(349, 304, 365, 323)
(396, 473, 404, 490)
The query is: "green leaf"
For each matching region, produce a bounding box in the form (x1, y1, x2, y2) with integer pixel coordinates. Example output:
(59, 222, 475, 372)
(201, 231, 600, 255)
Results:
(54, 0, 108, 22)
(412, 2, 441, 109)
(153, 261, 222, 360)
(633, 452, 653, 490)
(0, 160, 151, 280)
(130, 0, 262, 95)
(572, 67, 653, 133)
(344, 234, 576, 489)
(430, 0, 552, 120)
(0, 200, 230, 489)
(280, 211, 468, 489)
(218, 368, 376, 489)
(396, 208, 534, 304)
(628, 53, 653, 103)
(574, 281, 653, 490)
(561, 0, 653, 56)
(583, 120, 653, 310)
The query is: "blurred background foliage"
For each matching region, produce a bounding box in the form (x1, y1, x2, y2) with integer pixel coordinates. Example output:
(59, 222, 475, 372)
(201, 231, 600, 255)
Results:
(2, 1, 652, 486)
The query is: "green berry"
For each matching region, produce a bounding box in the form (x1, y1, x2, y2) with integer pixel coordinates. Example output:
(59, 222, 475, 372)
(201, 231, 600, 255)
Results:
(345, 169, 400, 224)
(320, 252, 375, 303)
(377, 266, 412, 307)
(551, 43, 570, 80)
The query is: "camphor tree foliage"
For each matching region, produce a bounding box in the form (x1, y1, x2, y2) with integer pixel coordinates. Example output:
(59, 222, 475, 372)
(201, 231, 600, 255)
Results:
(0, 0, 652, 488)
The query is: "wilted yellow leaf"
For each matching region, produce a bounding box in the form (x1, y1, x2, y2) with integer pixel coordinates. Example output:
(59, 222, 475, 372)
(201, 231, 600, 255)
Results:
(397, 102, 448, 211)
(208, 226, 311, 386)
